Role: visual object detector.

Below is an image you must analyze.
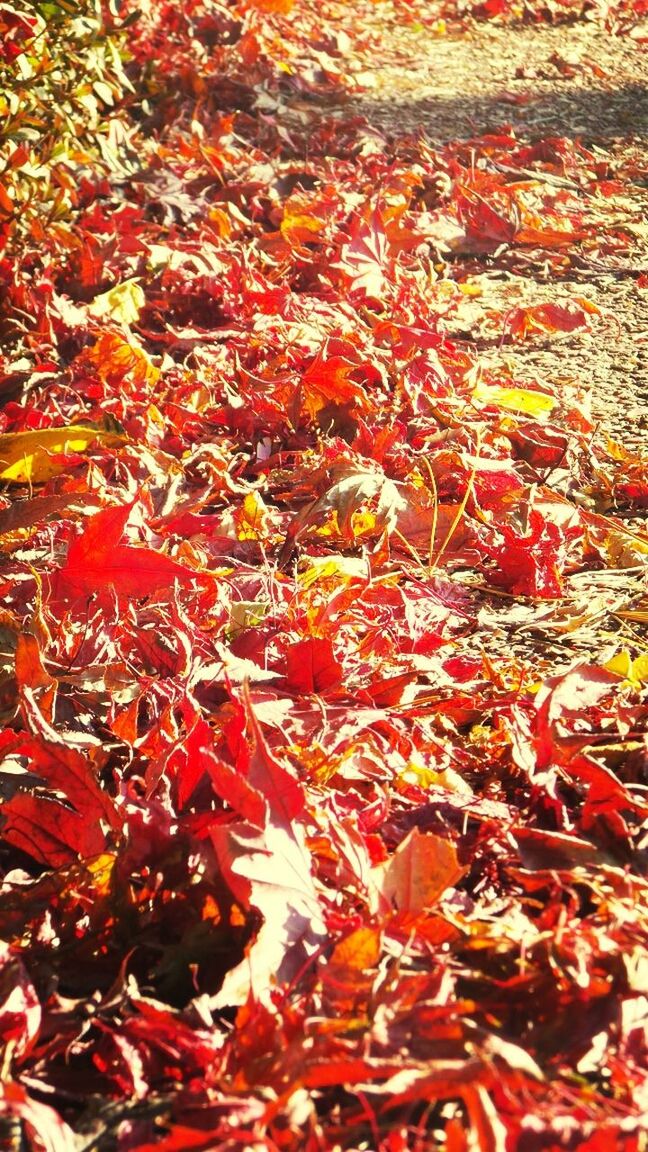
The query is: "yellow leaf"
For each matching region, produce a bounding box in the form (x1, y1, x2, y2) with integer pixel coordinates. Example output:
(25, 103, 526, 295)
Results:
(280, 212, 325, 248)
(400, 761, 473, 796)
(605, 650, 633, 679)
(85, 852, 116, 895)
(473, 380, 556, 415)
(88, 279, 145, 325)
(350, 509, 377, 538)
(459, 281, 483, 297)
(605, 650, 648, 689)
(0, 425, 127, 483)
(208, 207, 232, 238)
(298, 554, 370, 589)
(237, 492, 271, 541)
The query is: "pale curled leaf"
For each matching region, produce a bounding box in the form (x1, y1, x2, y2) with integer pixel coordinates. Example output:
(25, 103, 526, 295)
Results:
(210, 820, 326, 1006)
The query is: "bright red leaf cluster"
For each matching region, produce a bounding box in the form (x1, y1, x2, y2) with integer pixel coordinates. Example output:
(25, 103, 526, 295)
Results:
(0, 0, 646, 1149)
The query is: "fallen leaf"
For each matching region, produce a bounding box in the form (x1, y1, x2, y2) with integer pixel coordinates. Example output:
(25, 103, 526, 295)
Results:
(472, 380, 556, 415)
(285, 637, 343, 694)
(0, 425, 126, 483)
(377, 827, 466, 915)
(88, 279, 145, 325)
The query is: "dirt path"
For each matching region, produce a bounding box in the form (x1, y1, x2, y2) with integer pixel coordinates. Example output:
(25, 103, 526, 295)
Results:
(284, 11, 648, 662)
(323, 18, 648, 452)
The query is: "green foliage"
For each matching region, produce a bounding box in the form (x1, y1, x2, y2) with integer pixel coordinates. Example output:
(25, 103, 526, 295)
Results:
(0, 0, 133, 254)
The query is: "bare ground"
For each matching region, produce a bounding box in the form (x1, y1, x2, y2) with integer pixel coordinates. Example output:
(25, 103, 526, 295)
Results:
(324, 17, 648, 452)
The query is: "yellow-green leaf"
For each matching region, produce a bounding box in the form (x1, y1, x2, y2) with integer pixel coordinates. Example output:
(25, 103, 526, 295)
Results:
(473, 380, 556, 415)
(88, 279, 145, 326)
(0, 426, 127, 484)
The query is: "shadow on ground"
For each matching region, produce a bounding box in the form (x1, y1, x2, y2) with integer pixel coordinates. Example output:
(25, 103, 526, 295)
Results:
(347, 83, 648, 146)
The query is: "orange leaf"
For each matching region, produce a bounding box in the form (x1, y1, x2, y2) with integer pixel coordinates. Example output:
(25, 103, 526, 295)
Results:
(301, 352, 370, 420)
(506, 299, 600, 340)
(378, 828, 466, 914)
(85, 332, 160, 390)
(330, 926, 382, 970)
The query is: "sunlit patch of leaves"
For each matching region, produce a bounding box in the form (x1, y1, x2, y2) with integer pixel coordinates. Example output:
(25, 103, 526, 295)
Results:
(0, 1, 646, 1149)
(0, 0, 136, 258)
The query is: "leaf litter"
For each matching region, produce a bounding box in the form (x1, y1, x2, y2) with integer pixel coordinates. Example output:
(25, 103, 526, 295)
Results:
(0, 0, 646, 1149)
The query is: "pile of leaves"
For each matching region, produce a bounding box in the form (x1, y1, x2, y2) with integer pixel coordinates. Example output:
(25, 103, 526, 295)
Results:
(0, 0, 647, 1148)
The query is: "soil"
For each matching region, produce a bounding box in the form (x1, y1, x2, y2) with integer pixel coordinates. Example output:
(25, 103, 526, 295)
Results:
(322, 16, 648, 452)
